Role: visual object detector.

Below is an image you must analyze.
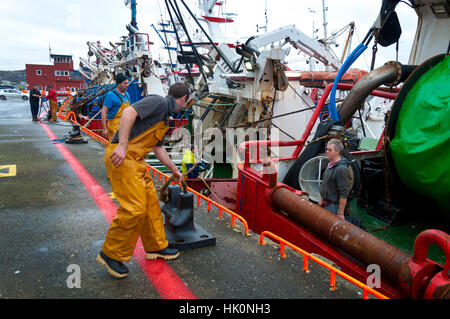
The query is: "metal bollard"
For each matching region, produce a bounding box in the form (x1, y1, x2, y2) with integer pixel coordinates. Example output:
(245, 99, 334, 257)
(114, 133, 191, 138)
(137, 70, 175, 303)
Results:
(161, 184, 216, 251)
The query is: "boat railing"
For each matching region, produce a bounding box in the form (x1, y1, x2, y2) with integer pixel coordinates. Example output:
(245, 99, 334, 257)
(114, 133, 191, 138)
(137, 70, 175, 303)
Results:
(120, 32, 151, 55)
(259, 231, 389, 299)
(238, 83, 398, 170)
(105, 32, 152, 62)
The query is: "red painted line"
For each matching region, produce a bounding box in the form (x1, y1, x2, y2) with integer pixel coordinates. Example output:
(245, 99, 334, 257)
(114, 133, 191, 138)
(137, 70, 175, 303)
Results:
(39, 121, 196, 299)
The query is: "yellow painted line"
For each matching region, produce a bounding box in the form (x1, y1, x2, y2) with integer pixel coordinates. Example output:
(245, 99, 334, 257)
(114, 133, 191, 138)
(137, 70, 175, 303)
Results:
(0, 165, 16, 177)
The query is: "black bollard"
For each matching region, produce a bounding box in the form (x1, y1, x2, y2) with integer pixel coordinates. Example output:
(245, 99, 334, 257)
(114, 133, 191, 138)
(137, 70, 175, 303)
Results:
(161, 184, 216, 251)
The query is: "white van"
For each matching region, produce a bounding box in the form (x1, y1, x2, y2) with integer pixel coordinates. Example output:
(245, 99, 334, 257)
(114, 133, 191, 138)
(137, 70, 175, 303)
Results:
(0, 88, 28, 101)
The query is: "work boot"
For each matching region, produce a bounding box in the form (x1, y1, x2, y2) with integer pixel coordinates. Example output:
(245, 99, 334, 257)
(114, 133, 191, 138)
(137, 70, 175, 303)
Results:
(145, 247, 180, 261)
(96, 251, 129, 279)
(32, 115, 38, 122)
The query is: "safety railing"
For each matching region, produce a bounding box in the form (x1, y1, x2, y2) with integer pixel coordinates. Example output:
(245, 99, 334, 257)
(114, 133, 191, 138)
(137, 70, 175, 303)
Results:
(57, 96, 72, 118)
(238, 83, 397, 167)
(111, 32, 151, 58)
(80, 125, 108, 145)
(259, 231, 389, 299)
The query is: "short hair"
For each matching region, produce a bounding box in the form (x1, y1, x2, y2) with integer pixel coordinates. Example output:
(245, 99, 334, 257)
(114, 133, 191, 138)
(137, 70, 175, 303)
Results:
(327, 139, 344, 155)
(168, 82, 190, 99)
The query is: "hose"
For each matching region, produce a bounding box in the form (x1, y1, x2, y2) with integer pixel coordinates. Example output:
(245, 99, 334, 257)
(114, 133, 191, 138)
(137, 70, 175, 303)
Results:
(328, 29, 374, 122)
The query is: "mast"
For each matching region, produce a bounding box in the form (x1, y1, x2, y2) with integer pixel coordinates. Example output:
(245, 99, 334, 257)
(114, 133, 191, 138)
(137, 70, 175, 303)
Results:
(124, 0, 138, 29)
(257, 0, 268, 33)
(131, 0, 138, 29)
(264, 0, 268, 32)
(322, 0, 331, 70)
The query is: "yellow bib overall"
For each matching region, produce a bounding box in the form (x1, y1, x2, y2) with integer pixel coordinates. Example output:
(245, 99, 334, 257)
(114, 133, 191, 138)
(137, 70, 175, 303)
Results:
(106, 92, 130, 141)
(49, 99, 58, 121)
(102, 121, 169, 262)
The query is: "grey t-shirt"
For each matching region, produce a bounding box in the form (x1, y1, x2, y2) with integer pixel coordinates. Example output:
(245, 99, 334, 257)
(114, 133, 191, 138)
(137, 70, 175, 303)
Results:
(111, 95, 177, 145)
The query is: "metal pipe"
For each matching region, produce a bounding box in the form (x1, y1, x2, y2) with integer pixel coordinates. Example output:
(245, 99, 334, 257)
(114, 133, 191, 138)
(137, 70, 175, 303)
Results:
(338, 61, 402, 125)
(269, 185, 411, 285)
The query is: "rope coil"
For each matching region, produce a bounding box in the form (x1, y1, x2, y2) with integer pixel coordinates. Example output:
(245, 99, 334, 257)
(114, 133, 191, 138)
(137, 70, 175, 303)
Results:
(158, 175, 188, 203)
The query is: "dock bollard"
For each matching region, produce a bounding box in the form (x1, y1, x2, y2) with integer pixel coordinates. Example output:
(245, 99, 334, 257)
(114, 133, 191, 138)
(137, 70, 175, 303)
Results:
(161, 183, 216, 251)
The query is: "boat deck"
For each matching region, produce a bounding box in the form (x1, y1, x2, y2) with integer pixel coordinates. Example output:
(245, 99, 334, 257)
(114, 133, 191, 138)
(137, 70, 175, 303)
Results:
(1, 100, 370, 300)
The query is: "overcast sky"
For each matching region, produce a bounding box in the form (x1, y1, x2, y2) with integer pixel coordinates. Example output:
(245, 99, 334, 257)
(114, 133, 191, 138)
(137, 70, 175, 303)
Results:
(0, 0, 418, 71)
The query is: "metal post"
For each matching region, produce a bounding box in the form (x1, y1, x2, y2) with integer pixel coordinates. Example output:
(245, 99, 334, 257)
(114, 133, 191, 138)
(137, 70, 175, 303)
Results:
(168, 0, 208, 83)
(164, 0, 194, 85)
(179, 0, 237, 73)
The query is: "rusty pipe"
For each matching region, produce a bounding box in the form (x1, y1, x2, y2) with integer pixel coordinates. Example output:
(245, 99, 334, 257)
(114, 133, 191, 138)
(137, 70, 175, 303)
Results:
(338, 61, 403, 125)
(268, 185, 411, 286)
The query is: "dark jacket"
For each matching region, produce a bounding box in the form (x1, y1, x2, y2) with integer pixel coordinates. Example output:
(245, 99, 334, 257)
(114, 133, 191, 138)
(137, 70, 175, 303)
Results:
(320, 158, 352, 203)
(29, 88, 41, 104)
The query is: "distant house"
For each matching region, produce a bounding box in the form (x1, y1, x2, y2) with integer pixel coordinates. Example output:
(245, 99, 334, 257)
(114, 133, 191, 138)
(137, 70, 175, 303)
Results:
(26, 54, 85, 94)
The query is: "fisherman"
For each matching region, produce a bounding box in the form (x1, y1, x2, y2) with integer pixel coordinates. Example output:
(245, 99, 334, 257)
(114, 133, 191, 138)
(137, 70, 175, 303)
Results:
(181, 145, 199, 178)
(29, 85, 41, 122)
(101, 73, 130, 140)
(45, 85, 58, 122)
(319, 139, 353, 220)
(97, 82, 191, 279)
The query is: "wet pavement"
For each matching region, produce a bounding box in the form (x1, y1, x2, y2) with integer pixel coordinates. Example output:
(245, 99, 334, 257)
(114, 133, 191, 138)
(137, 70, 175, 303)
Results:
(0, 100, 365, 300)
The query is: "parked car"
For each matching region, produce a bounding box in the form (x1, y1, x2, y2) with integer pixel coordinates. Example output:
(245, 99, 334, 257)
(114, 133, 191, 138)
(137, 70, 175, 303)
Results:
(0, 88, 28, 101)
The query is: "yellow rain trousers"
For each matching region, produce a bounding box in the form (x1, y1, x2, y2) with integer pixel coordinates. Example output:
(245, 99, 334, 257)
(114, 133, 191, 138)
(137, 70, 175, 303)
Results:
(49, 100, 58, 121)
(102, 121, 169, 262)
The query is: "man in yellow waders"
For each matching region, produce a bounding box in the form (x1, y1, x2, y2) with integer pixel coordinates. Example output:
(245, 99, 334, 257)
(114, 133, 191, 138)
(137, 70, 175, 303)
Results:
(97, 82, 191, 278)
(45, 85, 58, 122)
(101, 74, 130, 141)
(182, 146, 199, 178)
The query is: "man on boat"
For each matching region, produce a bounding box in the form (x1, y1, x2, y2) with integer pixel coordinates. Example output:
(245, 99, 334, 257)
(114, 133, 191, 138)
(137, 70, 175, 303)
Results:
(101, 73, 130, 141)
(319, 139, 353, 220)
(97, 82, 191, 278)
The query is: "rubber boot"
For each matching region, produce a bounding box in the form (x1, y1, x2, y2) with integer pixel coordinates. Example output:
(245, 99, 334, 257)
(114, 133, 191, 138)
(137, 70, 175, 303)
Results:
(96, 251, 129, 279)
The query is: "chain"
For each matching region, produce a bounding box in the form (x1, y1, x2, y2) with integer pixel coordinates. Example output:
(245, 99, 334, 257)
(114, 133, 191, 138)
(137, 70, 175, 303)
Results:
(370, 39, 378, 71)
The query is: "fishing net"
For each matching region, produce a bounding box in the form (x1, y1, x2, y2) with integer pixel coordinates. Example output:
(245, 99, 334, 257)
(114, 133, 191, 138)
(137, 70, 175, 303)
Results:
(390, 55, 450, 209)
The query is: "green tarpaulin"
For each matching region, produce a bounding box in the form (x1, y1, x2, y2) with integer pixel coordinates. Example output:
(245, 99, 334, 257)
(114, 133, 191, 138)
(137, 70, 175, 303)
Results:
(390, 56, 450, 210)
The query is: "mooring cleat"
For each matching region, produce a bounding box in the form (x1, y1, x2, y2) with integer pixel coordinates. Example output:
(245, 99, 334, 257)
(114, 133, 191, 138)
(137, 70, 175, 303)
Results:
(96, 251, 129, 279)
(145, 247, 180, 261)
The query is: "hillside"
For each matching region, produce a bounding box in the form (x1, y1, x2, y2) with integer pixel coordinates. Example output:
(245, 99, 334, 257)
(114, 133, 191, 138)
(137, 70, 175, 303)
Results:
(0, 70, 27, 88)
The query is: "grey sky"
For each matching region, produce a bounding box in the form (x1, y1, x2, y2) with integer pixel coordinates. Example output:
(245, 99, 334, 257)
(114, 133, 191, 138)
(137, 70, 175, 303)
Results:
(0, 0, 418, 71)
